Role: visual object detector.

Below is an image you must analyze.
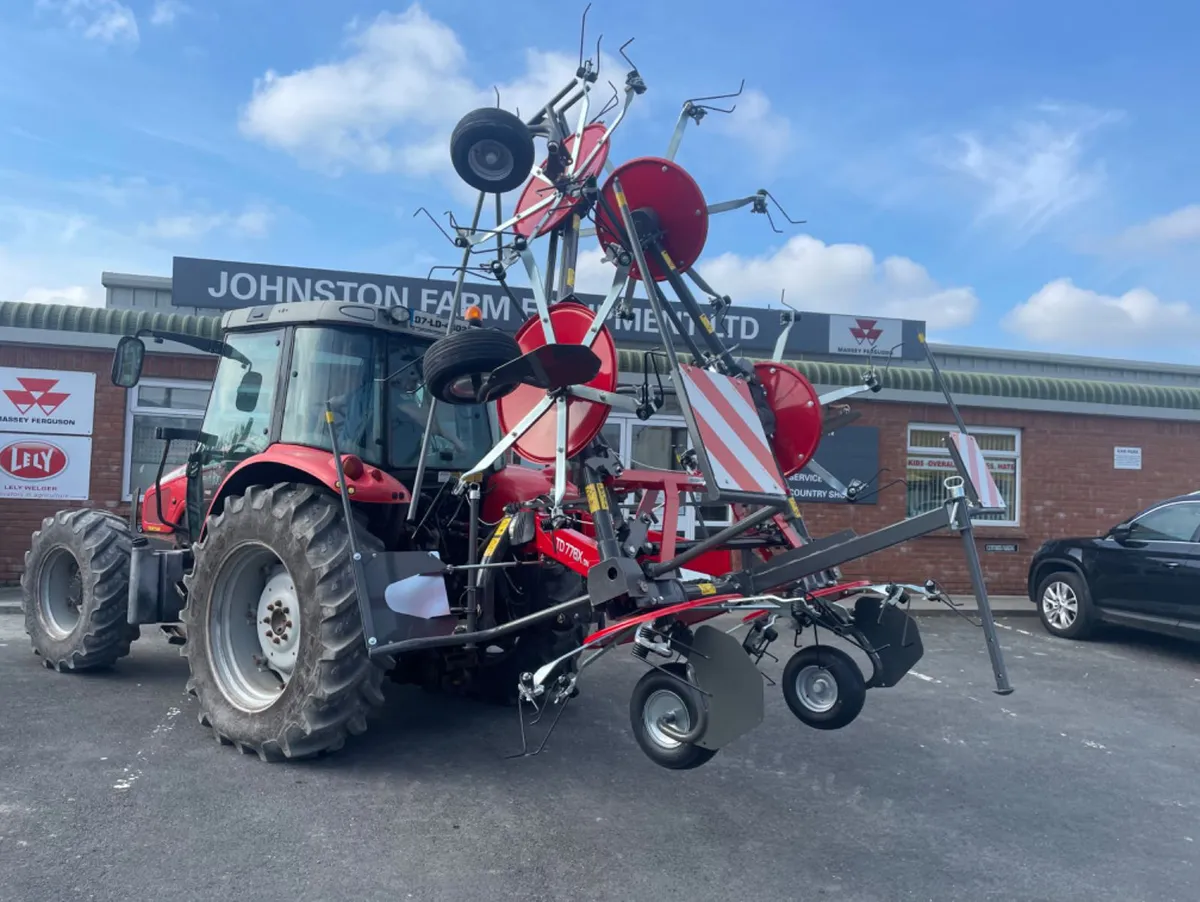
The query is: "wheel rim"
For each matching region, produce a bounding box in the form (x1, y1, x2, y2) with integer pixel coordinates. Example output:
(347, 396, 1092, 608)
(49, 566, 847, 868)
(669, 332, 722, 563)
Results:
(643, 688, 690, 750)
(1042, 581, 1078, 630)
(38, 546, 83, 639)
(446, 373, 479, 400)
(209, 544, 300, 712)
(468, 139, 514, 183)
(794, 664, 838, 713)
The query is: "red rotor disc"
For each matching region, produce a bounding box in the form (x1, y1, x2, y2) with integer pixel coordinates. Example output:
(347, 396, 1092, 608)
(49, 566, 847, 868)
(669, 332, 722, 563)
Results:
(595, 156, 709, 282)
(496, 301, 618, 463)
(512, 123, 611, 240)
(753, 362, 824, 477)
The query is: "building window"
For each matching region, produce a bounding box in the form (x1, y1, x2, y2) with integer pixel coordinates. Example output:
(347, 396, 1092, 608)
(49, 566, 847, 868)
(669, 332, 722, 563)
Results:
(905, 424, 1020, 527)
(123, 379, 211, 501)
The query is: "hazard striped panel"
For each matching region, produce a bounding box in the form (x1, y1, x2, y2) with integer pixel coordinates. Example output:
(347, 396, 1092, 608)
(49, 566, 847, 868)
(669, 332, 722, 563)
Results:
(677, 364, 788, 498)
(948, 431, 1007, 511)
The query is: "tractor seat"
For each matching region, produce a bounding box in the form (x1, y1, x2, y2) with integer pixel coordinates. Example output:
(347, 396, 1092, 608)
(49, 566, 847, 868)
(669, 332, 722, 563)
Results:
(476, 343, 602, 403)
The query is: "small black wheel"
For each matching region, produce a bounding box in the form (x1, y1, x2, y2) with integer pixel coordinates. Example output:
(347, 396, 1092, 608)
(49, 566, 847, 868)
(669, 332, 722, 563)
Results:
(1035, 570, 1094, 639)
(450, 107, 535, 194)
(423, 328, 522, 405)
(628, 662, 717, 770)
(781, 646, 866, 731)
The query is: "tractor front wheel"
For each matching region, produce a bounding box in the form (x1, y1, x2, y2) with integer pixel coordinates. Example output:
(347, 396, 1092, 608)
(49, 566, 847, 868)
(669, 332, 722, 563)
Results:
(181, 483, 388, 761)
(22, 509, 140, 672)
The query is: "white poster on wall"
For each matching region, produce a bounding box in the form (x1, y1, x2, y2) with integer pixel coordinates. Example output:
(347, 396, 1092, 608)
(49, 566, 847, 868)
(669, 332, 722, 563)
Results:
(1113, 446, 1142, 470)
(828, 314, 904, 358)
(0, 366, 96, 435)
(0, 433, 92, 501)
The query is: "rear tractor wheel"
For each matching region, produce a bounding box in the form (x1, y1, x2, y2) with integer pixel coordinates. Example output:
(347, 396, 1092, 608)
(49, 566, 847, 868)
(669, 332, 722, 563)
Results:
(22, 509, 140, 672)
(181, 483, 389, 761)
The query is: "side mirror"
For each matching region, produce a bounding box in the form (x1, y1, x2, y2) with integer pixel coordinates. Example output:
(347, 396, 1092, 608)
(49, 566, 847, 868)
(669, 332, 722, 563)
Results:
(1109, 523, 1132, 543)
(235, 371, 263, 412)
(111, 336, 146, 388)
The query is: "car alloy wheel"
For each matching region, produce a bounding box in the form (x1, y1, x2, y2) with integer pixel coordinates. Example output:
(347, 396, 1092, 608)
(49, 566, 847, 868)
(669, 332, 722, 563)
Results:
(1041, 580, 1079, 631)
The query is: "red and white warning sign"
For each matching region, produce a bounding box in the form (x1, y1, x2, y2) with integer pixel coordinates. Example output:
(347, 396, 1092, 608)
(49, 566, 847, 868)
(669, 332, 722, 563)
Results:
(949, 431, 1006, 511)
(677, 364, 788, 498)
(0, 366, 96, 436)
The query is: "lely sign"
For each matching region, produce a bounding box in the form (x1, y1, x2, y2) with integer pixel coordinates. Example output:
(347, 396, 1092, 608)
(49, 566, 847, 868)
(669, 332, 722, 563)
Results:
(0, 434, 91, 500)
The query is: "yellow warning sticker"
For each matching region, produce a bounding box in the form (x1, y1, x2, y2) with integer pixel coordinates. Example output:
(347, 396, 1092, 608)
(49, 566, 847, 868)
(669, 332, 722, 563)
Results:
(584, 483, 608, 512)
(699, 313, 715, 334)
(483, 516, 511, 560)
(697, 582, 717, 596)
(788, 497, 801, 517)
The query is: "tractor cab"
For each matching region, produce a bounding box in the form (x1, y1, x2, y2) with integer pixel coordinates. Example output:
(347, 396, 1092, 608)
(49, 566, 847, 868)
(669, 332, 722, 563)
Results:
(111, 300, 499, 538)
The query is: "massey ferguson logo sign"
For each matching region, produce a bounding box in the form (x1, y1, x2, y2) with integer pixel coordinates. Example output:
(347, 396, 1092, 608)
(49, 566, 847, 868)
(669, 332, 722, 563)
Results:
(848, 318, 884, 346)
(4, 377, 70, 416)
(1, 440, 67, 481)
(829, 314, 904, 358)
(0, 367, 96, 436)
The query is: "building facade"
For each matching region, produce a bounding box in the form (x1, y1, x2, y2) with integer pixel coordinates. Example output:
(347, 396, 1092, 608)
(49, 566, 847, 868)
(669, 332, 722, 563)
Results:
(3, 258, 1200, 596)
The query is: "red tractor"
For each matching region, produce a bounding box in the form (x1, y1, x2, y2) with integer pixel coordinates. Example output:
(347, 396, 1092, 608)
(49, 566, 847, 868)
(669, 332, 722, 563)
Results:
(20, 27, 1014, 769)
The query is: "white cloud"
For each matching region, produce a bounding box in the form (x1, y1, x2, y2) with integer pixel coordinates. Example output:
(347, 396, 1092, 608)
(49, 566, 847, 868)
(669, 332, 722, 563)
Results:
(931, 103, 1121, 239)
(711, 89, 793, 171)
(238, 4, 621, 186)
(149, 0, 188, 27)
(135, 204, 274, 242)
(37, 0, 139, 45)
(1113, 204, 1200, 254)
(14, 285, 98, 306)
(571, 234, 978, 331)
(1004, 277, 1200, 347)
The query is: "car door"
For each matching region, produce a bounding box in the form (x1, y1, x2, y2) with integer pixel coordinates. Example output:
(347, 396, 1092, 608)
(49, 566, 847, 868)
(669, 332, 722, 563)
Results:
(1089, 499, 1200, 623)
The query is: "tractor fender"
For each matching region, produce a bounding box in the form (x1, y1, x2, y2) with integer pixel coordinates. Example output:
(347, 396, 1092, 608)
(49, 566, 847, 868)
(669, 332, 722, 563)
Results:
(203, 444, 411, 537)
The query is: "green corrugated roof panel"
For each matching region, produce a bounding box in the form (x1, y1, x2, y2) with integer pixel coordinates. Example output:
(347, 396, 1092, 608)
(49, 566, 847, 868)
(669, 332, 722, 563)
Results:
(615, 349, 1200, 412)
(4, 300, 1199, 411)
(0, 300, 222, 340)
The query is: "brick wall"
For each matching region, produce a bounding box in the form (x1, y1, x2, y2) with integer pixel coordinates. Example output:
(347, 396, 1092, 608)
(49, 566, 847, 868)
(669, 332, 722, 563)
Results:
(798, 399, 1200, 597)
(3, 338, 1196, 599)
(0, 343, 215, 583)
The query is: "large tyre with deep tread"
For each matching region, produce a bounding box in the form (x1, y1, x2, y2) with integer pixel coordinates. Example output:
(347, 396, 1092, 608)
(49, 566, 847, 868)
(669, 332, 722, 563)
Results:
(180, 483, 389, 761)
(450, 107, 535, 194)
(22, 508, 140, 672)
(424, 328, 522, 405)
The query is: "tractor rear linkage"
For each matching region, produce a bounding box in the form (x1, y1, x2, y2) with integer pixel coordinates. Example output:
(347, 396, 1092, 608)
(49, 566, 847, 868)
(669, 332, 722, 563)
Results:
(332, 10, 1014, 767)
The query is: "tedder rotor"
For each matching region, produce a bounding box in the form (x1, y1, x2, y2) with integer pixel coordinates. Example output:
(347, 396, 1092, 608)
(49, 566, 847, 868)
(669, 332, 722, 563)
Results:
(20, 13, 1013, 770)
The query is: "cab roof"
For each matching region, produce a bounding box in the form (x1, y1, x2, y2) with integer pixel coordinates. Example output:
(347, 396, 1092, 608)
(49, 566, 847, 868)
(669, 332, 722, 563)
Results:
(220, 299, 467, 341)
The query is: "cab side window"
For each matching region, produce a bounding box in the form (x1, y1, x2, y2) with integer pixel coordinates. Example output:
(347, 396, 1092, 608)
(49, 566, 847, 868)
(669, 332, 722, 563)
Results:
(1126, 502, 1200, 542)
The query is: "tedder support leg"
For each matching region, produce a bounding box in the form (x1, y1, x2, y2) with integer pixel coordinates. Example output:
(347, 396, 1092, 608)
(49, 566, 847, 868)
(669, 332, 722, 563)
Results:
(955, 504, 1013, 695)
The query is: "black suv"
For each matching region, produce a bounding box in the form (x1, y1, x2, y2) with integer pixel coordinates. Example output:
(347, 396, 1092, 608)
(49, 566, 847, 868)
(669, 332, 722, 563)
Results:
(1027, 493, 1200, 641)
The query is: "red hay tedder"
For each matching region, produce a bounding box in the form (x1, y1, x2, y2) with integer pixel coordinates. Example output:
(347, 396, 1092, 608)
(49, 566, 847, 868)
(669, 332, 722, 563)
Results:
(20, 16, 1012, 769)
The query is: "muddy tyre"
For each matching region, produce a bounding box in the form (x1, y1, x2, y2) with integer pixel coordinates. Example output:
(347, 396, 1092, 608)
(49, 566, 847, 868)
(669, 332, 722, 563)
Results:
(22, 509, 140, 672)
(423, 328, 522, 405)
(181, 483, 389, 761)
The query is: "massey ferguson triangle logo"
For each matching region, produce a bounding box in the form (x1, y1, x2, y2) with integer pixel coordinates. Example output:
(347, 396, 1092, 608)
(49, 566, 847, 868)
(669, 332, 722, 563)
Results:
(849, 318, 883, 346)
(3, 377, 71, 416)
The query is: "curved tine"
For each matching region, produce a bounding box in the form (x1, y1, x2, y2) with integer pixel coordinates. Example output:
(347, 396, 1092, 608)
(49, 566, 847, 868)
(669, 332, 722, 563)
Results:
(685, 78, 746, 114)
(413, 206, 457, 245)
(619, 37, 637, 70)
(577, 2, 592, 70)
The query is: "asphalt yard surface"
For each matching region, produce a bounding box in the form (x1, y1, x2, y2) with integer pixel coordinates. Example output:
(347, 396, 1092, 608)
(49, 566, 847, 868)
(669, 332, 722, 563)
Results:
(1, 611, 1197, 902)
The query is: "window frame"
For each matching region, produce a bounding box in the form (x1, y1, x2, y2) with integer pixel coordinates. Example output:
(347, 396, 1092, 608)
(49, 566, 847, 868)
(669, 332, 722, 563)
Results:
(122, 376, 212, 502)
(1125, 499, 1200, 544)
(905, 423, 1022, 528)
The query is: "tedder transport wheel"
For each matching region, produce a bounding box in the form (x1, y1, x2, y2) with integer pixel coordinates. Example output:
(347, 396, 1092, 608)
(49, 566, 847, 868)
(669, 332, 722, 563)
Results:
(423, 327, 522, 405)
(450, 107, 536, 194)
(629, 662, 717, 770)
(181, 483, 389, 761)
(22, 509, 140, 672)
(781, 645, 866, 731)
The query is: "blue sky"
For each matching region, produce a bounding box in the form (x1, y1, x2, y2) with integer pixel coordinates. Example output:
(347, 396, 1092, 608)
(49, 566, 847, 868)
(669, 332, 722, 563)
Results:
(3, 1, 1200, 363)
